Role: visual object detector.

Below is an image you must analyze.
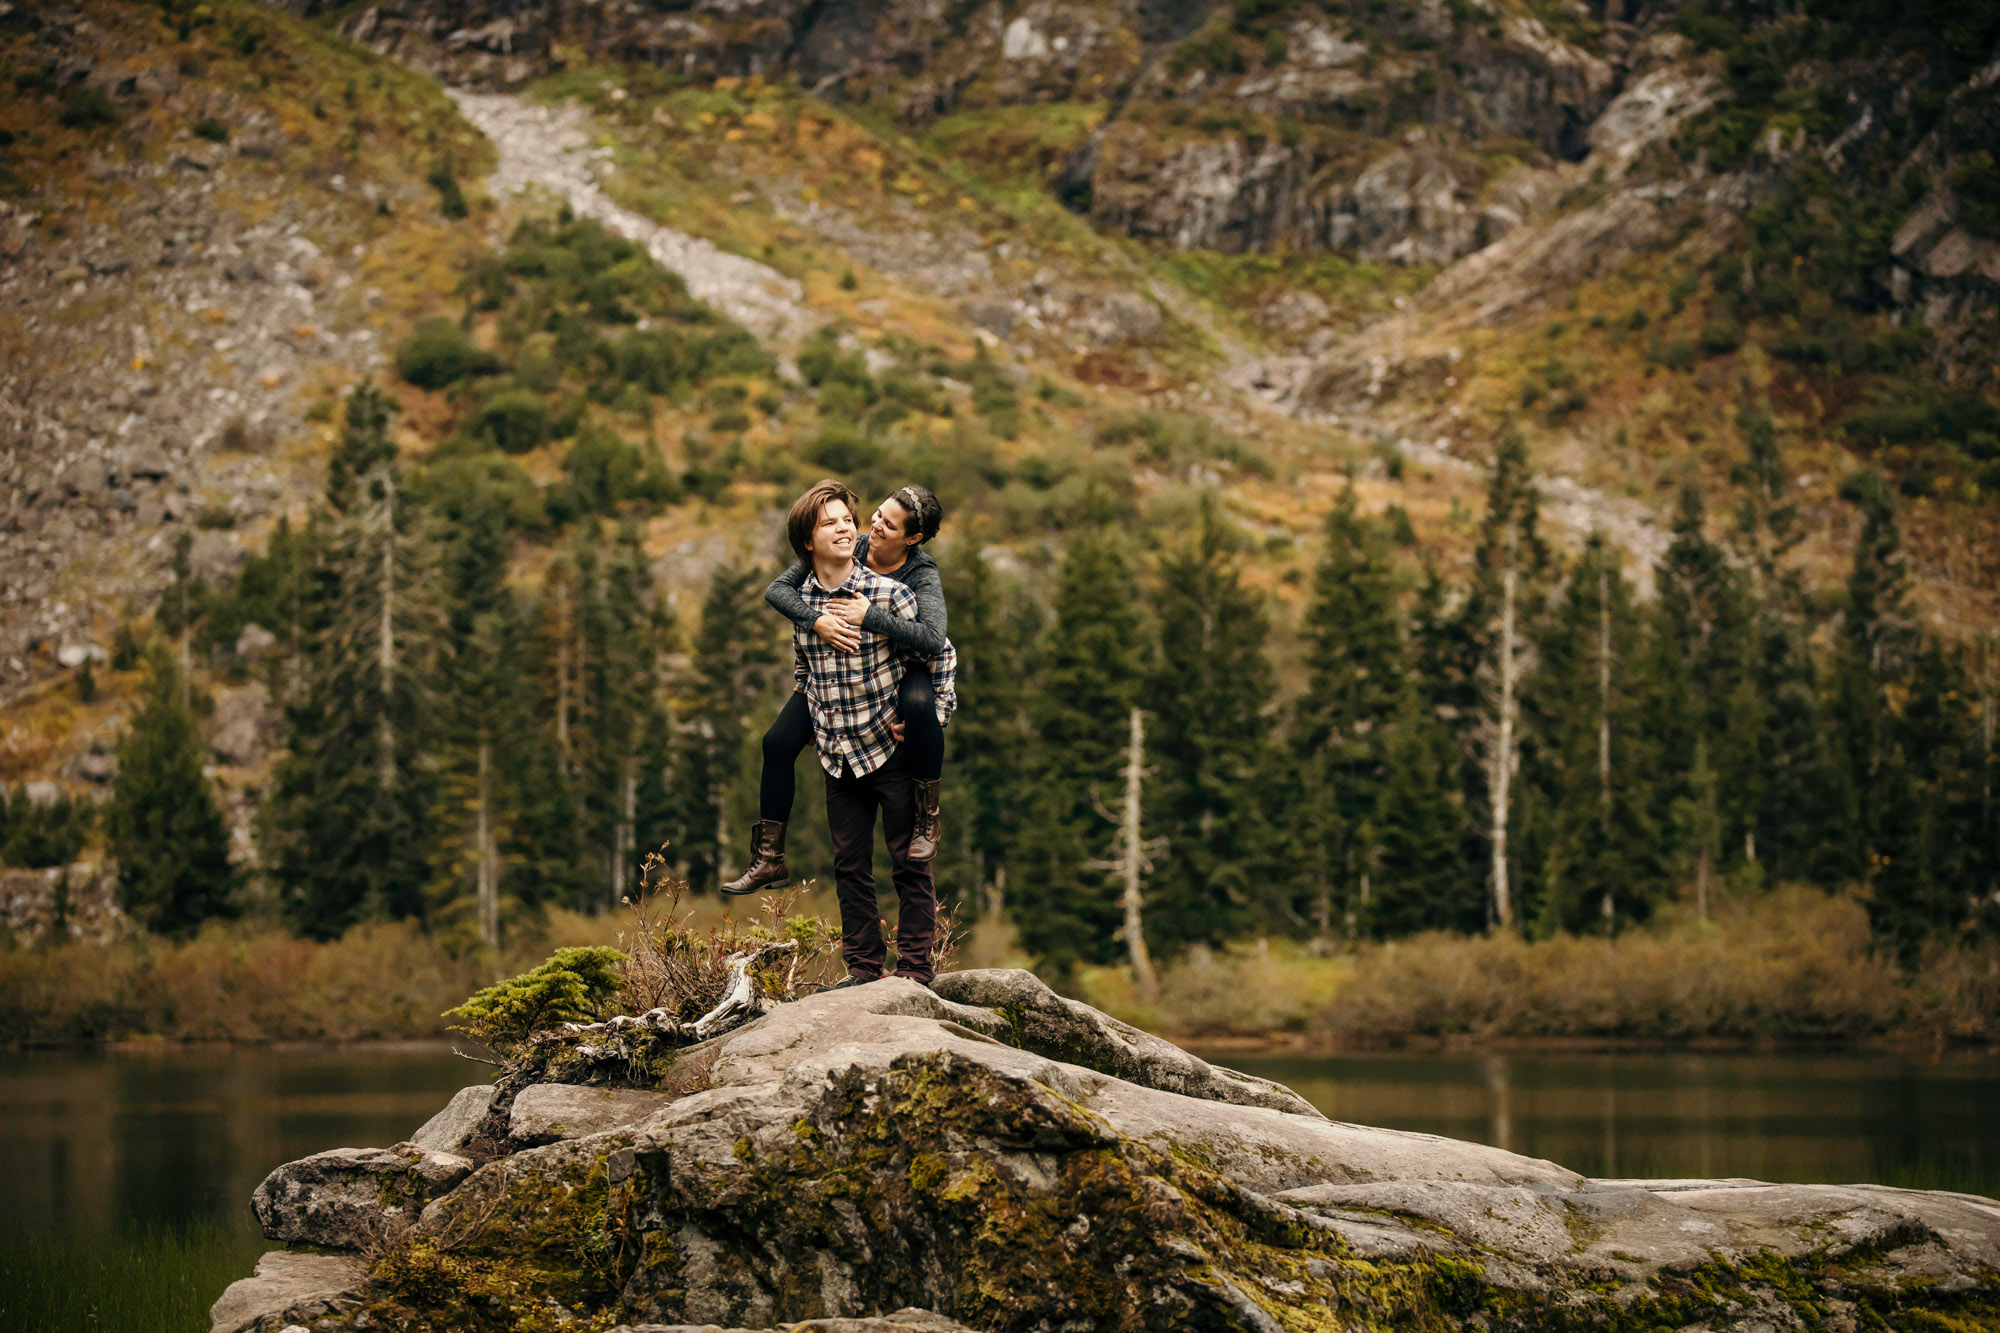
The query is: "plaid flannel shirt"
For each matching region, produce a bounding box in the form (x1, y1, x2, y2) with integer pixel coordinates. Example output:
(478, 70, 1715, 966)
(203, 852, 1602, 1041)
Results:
(793, 561, 958, 779)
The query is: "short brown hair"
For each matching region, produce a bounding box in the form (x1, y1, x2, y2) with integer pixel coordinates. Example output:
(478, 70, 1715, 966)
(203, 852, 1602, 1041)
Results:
(786, 478, 859, 561)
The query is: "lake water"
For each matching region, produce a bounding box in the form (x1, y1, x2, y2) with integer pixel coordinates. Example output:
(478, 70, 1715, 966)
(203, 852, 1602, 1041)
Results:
(1, 1042, 1996, 1331)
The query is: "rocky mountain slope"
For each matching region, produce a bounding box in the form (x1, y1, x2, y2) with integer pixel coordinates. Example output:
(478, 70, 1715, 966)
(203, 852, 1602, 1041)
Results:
(216, 969, 2000, 1331)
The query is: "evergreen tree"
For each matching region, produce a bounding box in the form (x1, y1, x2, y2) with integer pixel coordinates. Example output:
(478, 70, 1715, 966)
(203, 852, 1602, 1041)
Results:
(1669, 737, 1723, 924)
(1723, 407, 1841, 884)
(1523, 537, 1661, 936)
(426, 489, 587, 946)
(1370, 676, 1475, 934)
(1290, 486, 1404, 939)
(1830, 472, 1918, 889)
(262, 383, 446, 938)
(1645, 480, 1753, 894)
(1146, 499, 1274, 953)
(1749, 615, 1841, 884)
(935, 548, 1037, 913)
(677, 564, 774, 891)
(577, 525, 675, 903)
(1870, 644, 1977, 958)
(1010, 534, 1145, 978)
(107, 650, 235, 935)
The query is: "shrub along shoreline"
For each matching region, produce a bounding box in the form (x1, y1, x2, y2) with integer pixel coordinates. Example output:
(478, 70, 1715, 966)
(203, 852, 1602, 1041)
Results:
(0, 886, 1994, 1049)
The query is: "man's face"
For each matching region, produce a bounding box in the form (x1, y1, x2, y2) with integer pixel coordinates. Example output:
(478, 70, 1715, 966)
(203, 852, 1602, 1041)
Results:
(809, 499, 858, 560)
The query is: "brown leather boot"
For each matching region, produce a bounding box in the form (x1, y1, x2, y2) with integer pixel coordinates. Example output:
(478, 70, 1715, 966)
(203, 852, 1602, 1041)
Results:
(720, 820, 789, 895)
(908, 779, 942, 863)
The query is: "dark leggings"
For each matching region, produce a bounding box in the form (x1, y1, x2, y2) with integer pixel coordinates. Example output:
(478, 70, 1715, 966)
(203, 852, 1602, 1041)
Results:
(757, 671, 944, 820)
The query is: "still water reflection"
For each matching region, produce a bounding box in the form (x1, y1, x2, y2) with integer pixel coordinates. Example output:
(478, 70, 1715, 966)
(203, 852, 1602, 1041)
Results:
(0, 1043, 479, 1243)
(1, 1043, 1995, 1248)
(1210, 1048, 2000, 1198)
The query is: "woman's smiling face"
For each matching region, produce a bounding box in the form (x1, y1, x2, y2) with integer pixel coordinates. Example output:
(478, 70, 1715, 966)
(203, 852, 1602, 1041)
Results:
(870, 496, 918, 552)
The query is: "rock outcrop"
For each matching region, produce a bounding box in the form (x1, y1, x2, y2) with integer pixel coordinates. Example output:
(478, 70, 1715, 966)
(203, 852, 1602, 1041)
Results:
(218, 969, 2000, 1333)
(333, 0, 1618, 270)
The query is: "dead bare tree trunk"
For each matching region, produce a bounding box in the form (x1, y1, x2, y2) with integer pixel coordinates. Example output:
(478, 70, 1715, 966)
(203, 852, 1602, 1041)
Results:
(476, 727, 498, 951)
(1093, 709, 1162, 1003)
(1488, 529, 1519, 932)
(615, 756, 637, 909)
(1597, 555, 1613, 929)
(1117, 709, 1157, 1002)
(376, 475, 398, 795)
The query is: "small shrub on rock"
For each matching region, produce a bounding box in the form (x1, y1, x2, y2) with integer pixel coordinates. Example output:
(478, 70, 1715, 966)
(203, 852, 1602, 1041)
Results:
(443, 945, 625, 1056)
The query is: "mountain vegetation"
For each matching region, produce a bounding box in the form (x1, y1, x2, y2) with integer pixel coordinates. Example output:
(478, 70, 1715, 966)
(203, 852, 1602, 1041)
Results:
(1, 0, 1997, 1040)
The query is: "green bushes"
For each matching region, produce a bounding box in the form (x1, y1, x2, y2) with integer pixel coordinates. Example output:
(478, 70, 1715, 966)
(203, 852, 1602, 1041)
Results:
(1094, 409, 1270, 476)
(427, 158, 468, 219)
(1, 788, 94, 869)
(442, 945, 624, 1054)
(804, 423, 883, 473)
(396, 318, 501, 389)
(471, 384, 549, 452)
(560, 426, 675, 514)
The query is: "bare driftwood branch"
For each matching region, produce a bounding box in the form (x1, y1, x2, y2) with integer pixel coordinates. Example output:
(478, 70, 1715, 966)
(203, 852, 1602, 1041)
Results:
(563, 939, 801, 1051)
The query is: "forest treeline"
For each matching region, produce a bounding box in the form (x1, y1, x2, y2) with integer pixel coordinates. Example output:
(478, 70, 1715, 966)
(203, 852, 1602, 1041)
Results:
(18, 386, 1994, 981)
(3, 210, 1996, 983)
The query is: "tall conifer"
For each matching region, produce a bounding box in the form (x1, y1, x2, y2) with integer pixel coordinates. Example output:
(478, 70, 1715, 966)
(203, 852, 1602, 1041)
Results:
(1291, 486, 1404, 938)
(1146, 499, 1274, 952)
(1524, 537, 1661, 935)
(677, 565, 774, 890)
(936, 549, 1037, 912)
(108, 649, 236, 935)
(1010, 533, 1144, 977)
(262, 383, 445, 937)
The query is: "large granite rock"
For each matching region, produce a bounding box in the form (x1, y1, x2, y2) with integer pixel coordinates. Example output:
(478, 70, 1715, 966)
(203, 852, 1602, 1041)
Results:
(406, 1082, 496, 1153)
(209, 1250, 366, 1333)
(221, 969, 2000, 1332)
(251, 1144, 472, 1248)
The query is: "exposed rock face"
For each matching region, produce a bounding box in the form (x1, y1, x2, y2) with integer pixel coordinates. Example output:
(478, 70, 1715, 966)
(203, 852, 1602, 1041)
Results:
(332, 0, 1618, 270)
(407, 1082, 497, 1153)
(251, 1144, 472, 1249)
(209, 1251, 367, 1333)
(219, 970, 2000, 1332)
(0, 862, 126, 946)
(510, 1082, 680, 1145)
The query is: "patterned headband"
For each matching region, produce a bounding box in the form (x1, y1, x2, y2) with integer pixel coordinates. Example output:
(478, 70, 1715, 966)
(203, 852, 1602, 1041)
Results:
(895, 486, 926, 535)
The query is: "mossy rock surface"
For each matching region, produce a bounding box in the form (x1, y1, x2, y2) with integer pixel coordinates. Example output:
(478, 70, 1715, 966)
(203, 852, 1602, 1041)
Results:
(220, 972, 2000, 1333)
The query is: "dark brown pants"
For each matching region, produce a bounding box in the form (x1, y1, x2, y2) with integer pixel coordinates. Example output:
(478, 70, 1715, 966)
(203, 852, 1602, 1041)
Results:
(825, 753, 937, 985)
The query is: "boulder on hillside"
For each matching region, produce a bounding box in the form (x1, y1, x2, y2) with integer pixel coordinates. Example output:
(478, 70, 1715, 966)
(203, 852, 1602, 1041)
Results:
(219, 970, 2000, 1332)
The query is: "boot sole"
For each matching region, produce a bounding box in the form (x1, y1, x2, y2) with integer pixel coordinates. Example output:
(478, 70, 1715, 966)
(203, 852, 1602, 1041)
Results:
(720, 879, 791, 896)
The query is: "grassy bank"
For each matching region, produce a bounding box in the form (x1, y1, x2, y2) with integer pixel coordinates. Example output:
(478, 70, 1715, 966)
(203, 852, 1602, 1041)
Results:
(1071, 887, 2000, 1048)
(1, 886, 1994, 1048)
(0, 1220, 265, 1333)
